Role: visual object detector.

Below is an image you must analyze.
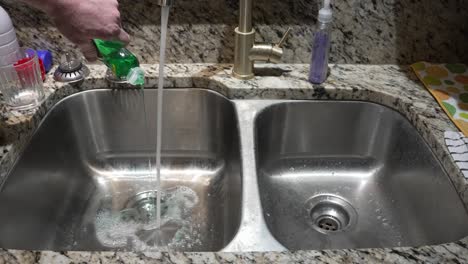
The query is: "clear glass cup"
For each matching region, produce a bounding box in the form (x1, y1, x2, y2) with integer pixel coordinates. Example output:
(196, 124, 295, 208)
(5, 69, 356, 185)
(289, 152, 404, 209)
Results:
(0, 48, 45, 110)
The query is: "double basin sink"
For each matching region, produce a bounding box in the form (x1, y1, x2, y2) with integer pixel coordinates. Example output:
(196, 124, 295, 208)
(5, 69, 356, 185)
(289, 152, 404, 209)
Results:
(0, 88, 467, 252)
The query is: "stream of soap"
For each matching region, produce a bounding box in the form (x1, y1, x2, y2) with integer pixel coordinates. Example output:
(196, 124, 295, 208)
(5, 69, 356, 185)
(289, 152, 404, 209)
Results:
(155, 6, 171, 229)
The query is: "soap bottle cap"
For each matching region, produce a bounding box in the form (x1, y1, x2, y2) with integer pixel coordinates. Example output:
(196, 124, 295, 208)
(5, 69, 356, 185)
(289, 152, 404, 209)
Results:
(127, 67, 145, 86)
(36, 50, 53, 72)
(318, 0, 333, 23)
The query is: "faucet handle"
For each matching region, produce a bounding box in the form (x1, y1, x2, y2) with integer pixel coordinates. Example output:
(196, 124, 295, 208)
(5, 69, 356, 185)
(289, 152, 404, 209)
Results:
(276, 27, 292, 48)
(249, 27, 292, 64)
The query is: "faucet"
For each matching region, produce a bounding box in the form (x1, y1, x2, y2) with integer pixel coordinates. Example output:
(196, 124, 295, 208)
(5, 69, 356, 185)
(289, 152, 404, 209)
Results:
(157, 0, 173, 6)
(233, 0, 291, 79)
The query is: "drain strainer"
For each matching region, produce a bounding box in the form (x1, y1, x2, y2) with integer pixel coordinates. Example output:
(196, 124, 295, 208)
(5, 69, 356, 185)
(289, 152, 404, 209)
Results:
(304, 194, 357, 234)
(316, 216, 341, 231)
(121, 190, 168, 223)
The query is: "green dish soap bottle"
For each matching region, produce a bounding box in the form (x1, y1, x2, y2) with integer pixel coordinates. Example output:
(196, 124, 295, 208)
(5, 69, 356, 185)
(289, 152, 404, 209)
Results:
(93, 39, 145, 86)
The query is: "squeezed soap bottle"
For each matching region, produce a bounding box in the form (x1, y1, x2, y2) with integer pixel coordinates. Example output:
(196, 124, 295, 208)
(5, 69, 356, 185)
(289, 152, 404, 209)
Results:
(93, 39, 145, 86)
(308, 0, 333, 84)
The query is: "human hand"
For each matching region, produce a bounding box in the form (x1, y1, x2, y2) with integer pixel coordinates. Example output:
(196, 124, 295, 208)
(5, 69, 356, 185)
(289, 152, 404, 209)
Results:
(26, 0, 130, 61)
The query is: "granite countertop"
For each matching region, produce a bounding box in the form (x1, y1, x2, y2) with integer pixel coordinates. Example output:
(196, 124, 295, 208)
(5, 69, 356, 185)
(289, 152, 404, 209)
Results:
(0, 63, 467, 264)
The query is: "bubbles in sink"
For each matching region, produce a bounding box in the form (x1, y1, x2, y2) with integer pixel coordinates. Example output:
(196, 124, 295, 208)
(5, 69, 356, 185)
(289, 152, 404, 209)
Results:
(94, 186, 201, 251)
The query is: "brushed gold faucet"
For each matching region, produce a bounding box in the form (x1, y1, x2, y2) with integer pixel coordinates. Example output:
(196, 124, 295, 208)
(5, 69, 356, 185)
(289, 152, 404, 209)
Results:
(233, 0, 291, 79)
(157, 0, 173, 6)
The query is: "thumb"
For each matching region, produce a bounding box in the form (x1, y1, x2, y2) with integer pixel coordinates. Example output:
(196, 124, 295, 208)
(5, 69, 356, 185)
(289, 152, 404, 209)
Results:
(79, 42, 98, 62)
(117, 28, 131, 44)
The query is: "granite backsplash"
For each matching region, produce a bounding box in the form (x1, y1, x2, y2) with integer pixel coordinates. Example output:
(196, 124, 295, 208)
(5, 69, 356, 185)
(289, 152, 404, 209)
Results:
(1, 0, 467, 64)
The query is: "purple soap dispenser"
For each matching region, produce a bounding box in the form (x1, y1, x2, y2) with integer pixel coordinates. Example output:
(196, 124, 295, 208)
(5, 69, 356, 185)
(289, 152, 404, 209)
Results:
(308, 0, 333, 84)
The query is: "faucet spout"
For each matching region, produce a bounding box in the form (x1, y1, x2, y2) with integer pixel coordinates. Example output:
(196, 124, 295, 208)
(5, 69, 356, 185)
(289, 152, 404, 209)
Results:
(157, 0, 173, 7)
(239, 0, 252, 32)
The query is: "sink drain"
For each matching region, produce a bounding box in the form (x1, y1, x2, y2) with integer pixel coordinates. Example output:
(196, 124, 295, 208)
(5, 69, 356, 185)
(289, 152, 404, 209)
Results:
(304, 194, 357, 234)
(121, 191, 168, 223)
(316, 216, 341, 231)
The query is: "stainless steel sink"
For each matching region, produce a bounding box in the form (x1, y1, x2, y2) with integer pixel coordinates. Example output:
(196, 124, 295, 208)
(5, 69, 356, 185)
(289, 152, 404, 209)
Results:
(0, 89, 242, 251)
(255, 101, 468, 250)
(0, 89, 467, 252)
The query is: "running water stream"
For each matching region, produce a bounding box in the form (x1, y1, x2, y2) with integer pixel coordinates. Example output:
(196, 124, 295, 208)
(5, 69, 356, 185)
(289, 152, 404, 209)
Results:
(155, 5, 171, 229)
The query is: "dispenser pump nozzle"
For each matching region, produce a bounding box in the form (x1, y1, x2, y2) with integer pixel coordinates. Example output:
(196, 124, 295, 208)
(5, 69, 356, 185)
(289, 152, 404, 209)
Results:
(318, 0, 333, 23)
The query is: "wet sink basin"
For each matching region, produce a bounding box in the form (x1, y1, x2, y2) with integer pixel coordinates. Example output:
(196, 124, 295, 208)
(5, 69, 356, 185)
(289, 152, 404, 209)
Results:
(0, 89, 241, 251)
(255, 101, 468, 250)
(0, 89, 467, 252)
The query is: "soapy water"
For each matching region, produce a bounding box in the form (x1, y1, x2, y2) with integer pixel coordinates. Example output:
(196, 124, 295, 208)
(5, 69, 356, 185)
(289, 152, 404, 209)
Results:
(94, 186, 201, 251)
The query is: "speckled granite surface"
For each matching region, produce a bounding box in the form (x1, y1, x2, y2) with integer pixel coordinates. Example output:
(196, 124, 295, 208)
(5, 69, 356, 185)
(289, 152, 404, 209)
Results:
(1, 0, 467, 64)
(0, 63, 467, 263)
